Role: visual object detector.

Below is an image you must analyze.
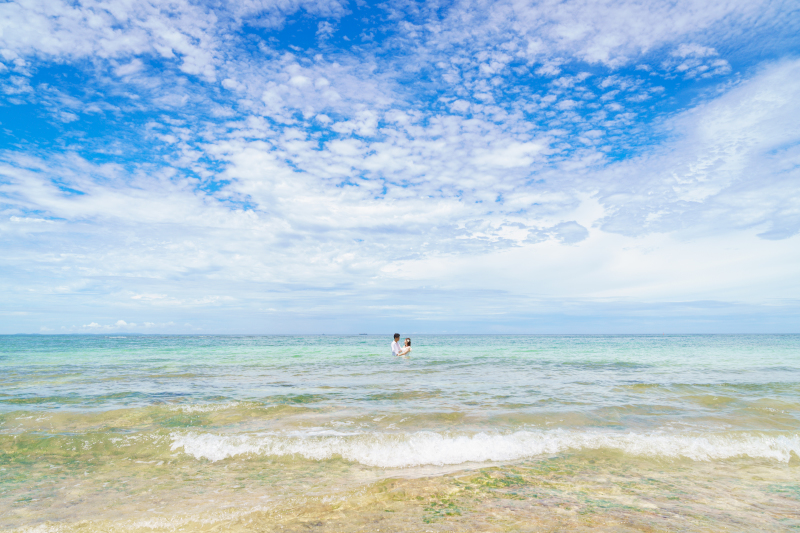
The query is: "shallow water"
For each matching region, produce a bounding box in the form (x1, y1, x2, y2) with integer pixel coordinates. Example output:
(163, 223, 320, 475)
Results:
(1, 334, 799, 531)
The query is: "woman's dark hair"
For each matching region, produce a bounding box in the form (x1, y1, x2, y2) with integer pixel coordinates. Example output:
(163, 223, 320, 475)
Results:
(405, 338, 411, 345)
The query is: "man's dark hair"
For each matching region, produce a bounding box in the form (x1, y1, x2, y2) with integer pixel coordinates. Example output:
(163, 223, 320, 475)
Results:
(394, 333, 400, 339)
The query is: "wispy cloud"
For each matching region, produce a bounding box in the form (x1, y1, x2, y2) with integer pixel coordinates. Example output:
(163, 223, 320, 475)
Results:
(0, 0, 798, 333)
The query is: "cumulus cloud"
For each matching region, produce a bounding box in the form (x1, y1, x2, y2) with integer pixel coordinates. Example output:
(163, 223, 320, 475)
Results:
(551, 221, 589, 244)
(76, 319, 177, 331)
(0, 0, 798, 333)
(0, 0, 221, 80)
(387, 0, 793, 77)
(82, 320, 135, 330)
(663, 43, 731, 79)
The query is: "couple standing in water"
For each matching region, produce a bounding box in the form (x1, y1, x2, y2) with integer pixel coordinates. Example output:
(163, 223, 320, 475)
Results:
(391, 333, 411, 356)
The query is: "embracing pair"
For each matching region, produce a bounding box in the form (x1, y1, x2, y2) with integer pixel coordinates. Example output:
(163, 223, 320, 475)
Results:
(391, 333, 411, 356)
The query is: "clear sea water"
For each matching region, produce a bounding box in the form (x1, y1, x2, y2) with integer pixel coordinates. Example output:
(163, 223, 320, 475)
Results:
(2, 334, 799, 531)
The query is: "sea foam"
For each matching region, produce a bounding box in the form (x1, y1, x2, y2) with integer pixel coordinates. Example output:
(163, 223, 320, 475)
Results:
(170, 429, 800, 467)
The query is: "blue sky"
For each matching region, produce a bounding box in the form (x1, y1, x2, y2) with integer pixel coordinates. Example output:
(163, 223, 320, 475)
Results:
(1, 0, 799, 334)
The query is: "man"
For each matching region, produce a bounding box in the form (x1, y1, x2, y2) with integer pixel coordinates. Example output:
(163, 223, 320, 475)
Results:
(391, 333, 402, 356)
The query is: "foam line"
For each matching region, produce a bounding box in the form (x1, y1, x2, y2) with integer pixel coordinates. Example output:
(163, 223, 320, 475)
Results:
(170, 430, 800, 467)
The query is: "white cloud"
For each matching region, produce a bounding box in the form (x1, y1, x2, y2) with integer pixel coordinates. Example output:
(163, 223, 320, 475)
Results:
(3, 62, 796, 294)
(317, 21, 335, 40)
(0, 0, 797, 333)
(394, 0, 787, 74)
(0, 0, 348, 84)
(0, 0, 219, 79)
(664, 43, 731, 79)
(73, 319, 176, 331)
(82, 320, 135, 330)
(595, 59, 800, 240)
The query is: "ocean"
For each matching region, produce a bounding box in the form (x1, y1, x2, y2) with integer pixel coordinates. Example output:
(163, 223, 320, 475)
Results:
(1, 334, 799, 531)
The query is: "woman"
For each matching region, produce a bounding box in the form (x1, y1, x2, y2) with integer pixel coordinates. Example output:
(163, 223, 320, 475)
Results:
(398, 337, 411, 356)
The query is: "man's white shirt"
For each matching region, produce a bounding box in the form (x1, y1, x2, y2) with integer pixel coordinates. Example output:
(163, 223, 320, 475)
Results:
(391, 340, 401, 356)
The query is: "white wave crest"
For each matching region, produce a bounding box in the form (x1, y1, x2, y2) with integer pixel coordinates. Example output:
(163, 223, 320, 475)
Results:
(170, 430, 800, 467)
(168, 401, 260, 414)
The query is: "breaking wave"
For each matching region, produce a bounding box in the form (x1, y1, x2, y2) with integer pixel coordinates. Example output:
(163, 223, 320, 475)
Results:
(171, 429, 800, 467)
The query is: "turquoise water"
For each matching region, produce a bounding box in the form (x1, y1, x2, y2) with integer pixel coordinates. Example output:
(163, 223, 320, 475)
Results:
(2, 334, 799, 531)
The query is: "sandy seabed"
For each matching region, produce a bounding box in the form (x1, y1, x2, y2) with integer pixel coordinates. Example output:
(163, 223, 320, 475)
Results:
(8, 452, 800, 533)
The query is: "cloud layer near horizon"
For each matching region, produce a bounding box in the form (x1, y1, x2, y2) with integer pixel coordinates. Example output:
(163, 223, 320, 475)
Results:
(1, 0, 799, 333)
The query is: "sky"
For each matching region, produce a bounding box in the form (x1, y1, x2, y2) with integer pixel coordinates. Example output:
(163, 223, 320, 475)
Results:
(1, 0, 799, 334)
